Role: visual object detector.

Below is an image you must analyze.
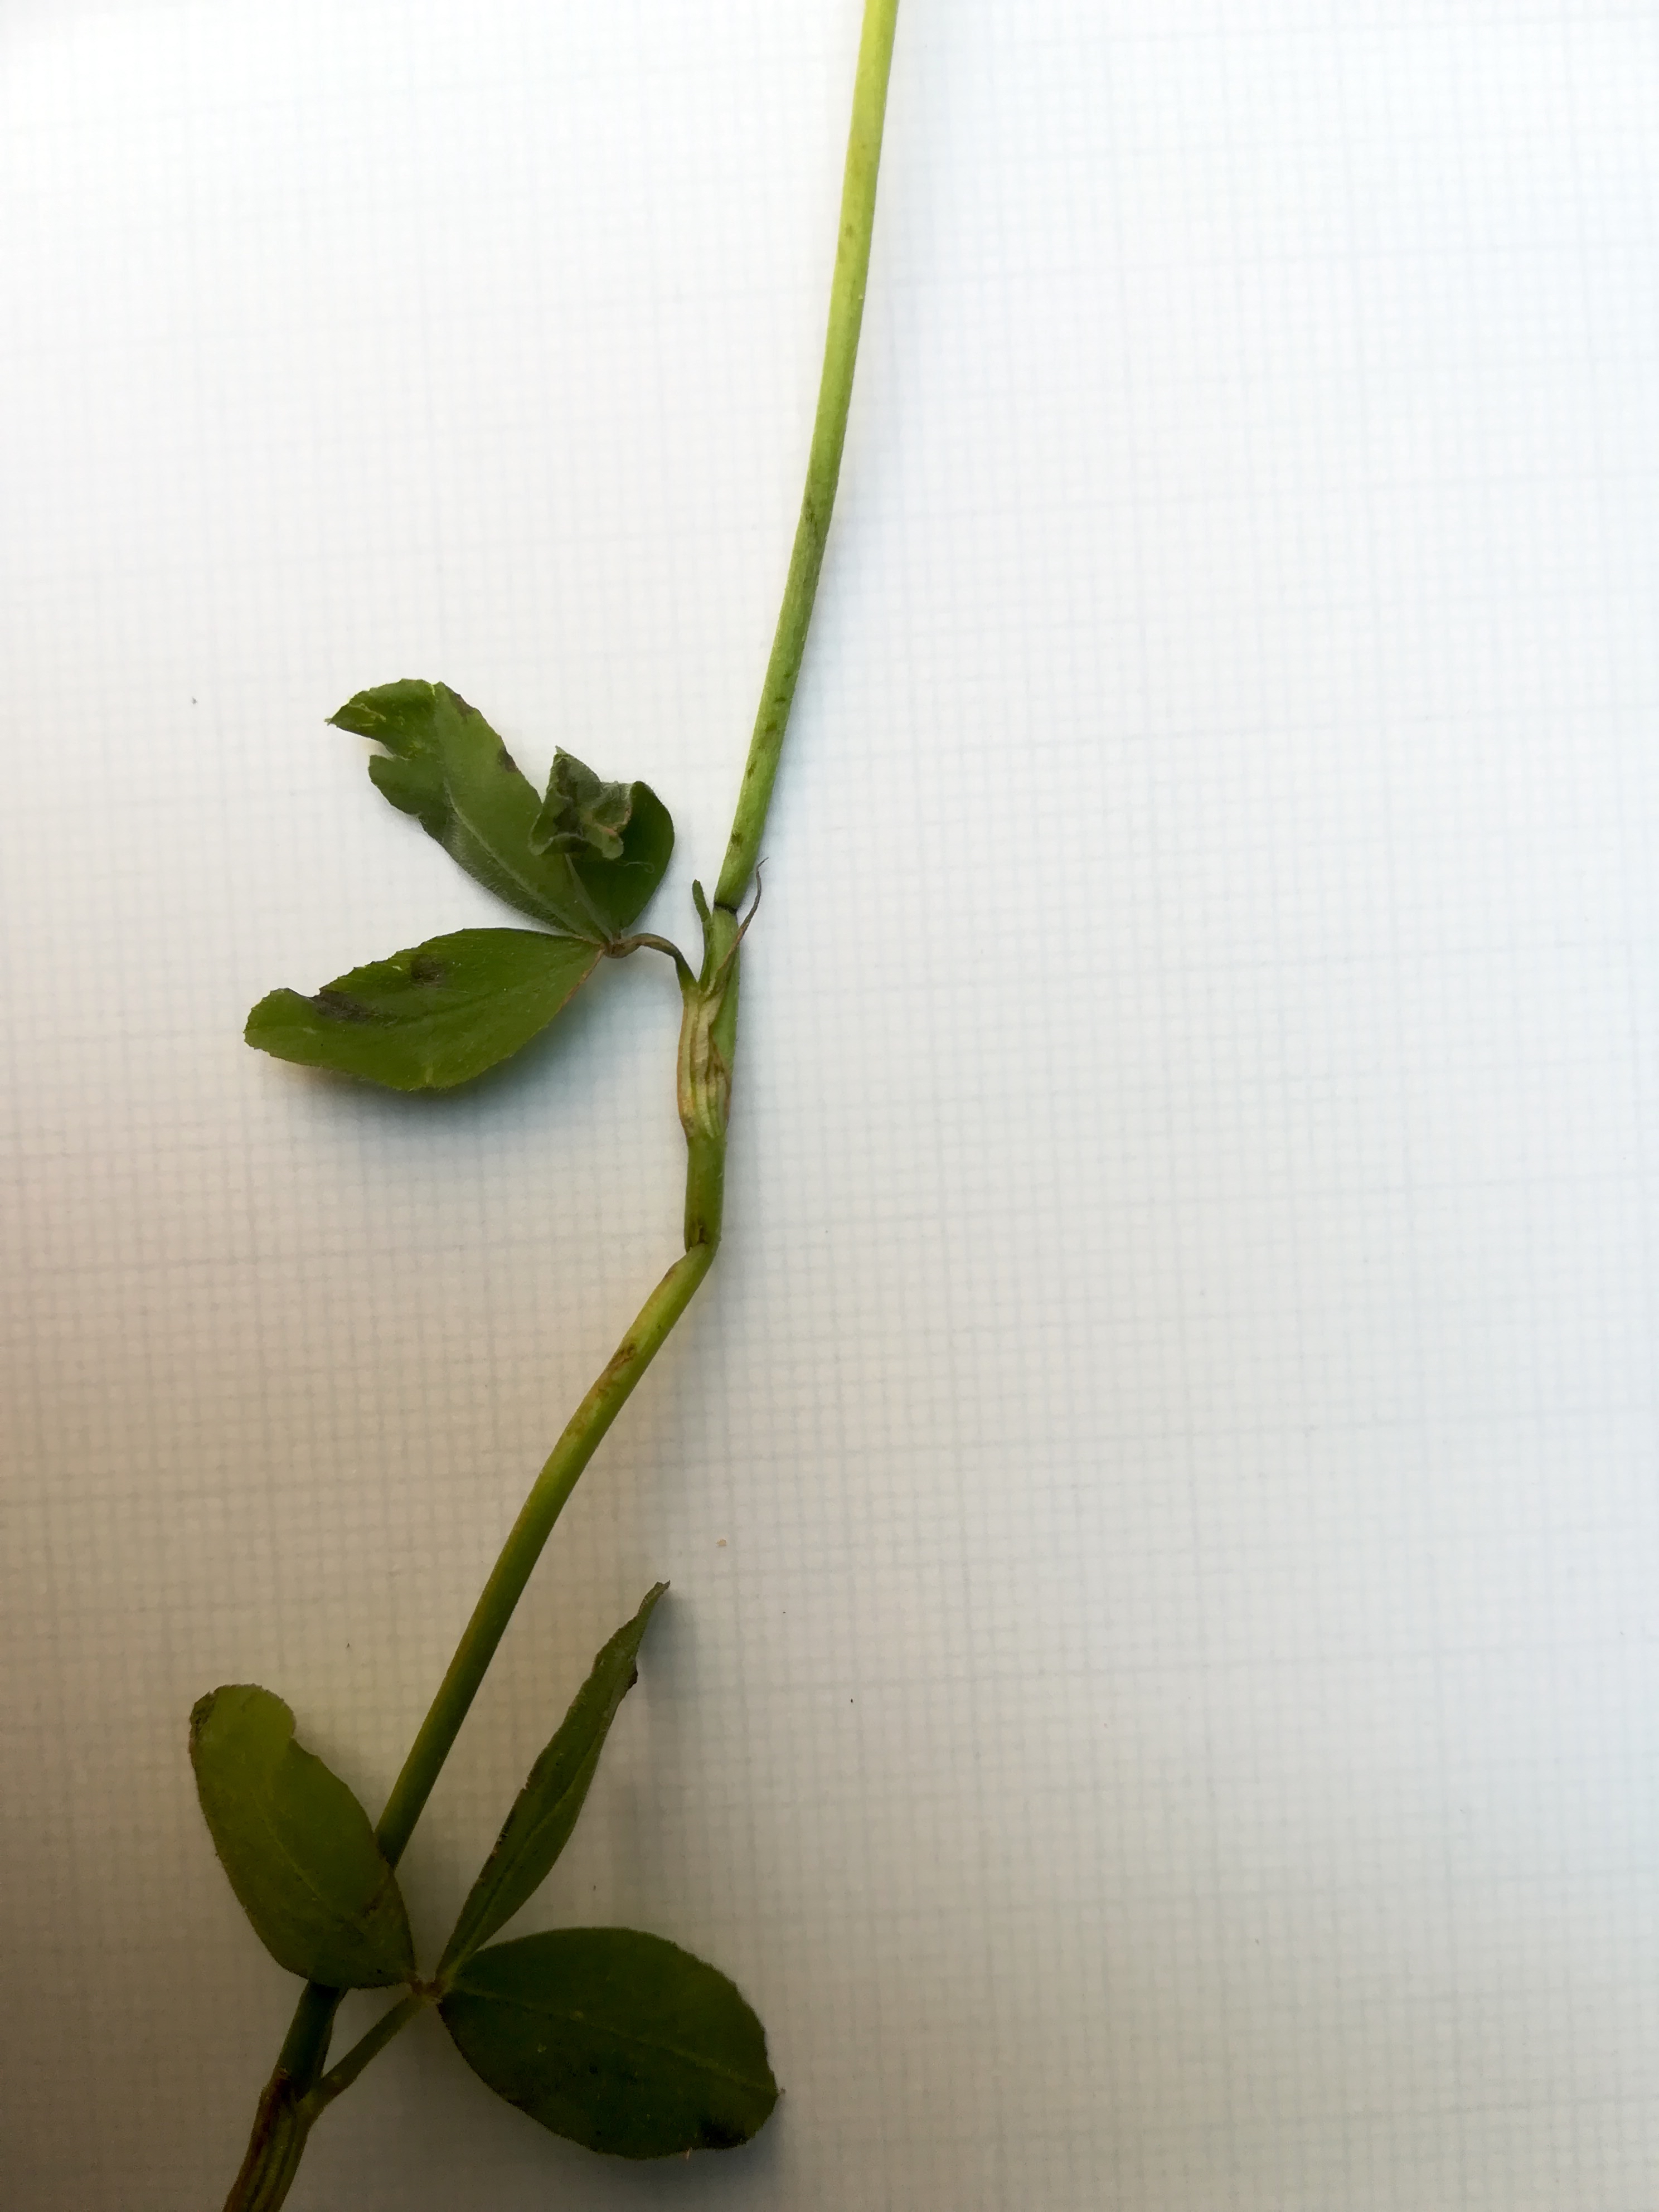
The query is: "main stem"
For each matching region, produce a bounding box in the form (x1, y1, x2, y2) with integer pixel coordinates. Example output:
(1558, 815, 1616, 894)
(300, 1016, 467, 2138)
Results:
(222, 6, 899, 2204)
(715, 0, 900, 913)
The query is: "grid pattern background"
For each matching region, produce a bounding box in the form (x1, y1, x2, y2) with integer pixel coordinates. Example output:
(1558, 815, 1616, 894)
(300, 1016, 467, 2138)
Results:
(4, 3, 1659, 2206)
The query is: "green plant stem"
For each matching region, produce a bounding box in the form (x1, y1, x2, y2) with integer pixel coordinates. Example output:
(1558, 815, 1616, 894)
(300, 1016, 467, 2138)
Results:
(218, 2074, 313, 2212)
(304, 1992, 431, 2117)
(374, 1239, 716, 1862)
(222, 6, 900, 2201)
(273, 1981, 342, 2089)
(715, 0, 900, 912)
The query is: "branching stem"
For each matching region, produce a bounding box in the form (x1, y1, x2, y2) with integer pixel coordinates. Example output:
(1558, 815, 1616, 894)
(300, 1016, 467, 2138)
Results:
(303, 1991, 431, 2117)
(221, 7, 900, 2203)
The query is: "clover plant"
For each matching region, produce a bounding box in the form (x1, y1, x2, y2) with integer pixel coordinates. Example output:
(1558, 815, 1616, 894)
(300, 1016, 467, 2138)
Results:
(199, 8, 902, 2204)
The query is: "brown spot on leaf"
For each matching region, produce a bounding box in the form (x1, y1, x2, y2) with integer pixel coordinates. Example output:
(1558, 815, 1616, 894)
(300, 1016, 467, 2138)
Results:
(312, 987, 375, 1023)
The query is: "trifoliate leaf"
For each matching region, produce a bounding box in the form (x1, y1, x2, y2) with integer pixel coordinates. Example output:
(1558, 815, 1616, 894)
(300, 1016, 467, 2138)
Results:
(437, 1586, 666, 1978)
(245, 928, 599, 1091)
(439, 1928, 778, 2157)
(190, 1685, 415, 1988)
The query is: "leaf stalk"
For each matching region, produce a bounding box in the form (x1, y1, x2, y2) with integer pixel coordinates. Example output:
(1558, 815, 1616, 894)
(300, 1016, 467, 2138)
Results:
(303, 1991, 432, 2116)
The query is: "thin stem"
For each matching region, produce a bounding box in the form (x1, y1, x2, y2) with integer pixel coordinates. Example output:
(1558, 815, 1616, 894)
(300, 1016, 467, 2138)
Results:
(224, 9, 901, 2200)
(303, 1991, 430, 2117)
(273, 1980, 342, 2087)
(375, 1239, 716, 1862)
(609, 930, 696, 983)
(714, 0, 901, 911)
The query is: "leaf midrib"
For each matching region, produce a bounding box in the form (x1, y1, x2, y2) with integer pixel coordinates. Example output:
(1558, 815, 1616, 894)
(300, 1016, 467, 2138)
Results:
(452, 1987, 771, 2095)
(220, 1755, 403, 1977)
(448, 789, 604, 942)
(386, 962, 591, 1022)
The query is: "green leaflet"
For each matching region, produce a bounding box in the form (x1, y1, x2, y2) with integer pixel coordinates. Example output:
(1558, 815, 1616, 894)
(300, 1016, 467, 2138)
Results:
(531, 750, 635, 862)
(190, 1686, 415, 1989)
(245, 927, 599, 1092)
(332, 680, 672, 939)
(438, 1586, 667, 1979)
(343, 680, 593, 933)
(569, 780, 674, 939)
(439, 1928, 778, 2158)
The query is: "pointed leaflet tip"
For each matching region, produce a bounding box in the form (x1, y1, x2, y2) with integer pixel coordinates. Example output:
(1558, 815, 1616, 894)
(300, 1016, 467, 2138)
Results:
(436, 1585, 668, 1977)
